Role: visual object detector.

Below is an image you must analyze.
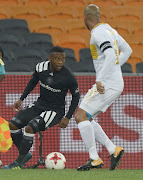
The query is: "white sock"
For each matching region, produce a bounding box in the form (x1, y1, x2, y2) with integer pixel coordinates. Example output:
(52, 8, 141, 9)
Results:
(78, 120, 99, 160)
(91, 120, 116, 155)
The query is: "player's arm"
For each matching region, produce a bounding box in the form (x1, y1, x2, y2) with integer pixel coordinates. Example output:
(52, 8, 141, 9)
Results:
(0, 74, 5, 82)
(13, 70, 39, 111)
(0, 60, 6, 82)
(92, 31, 118, 92)
(59, 74, 80, 128)
(118, 35, 132, 66)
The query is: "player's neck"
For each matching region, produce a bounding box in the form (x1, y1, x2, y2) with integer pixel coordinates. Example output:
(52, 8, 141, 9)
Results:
(90, 20, 101, 31)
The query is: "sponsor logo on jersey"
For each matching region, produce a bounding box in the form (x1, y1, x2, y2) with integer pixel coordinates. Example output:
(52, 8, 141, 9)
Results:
(40, 81, 61, 93)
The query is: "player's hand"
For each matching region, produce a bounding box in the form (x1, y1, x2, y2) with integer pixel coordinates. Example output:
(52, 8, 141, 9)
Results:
(96, 81, 105, 94)
(58, 117, 70, 128)
(13, 100, 23, 111)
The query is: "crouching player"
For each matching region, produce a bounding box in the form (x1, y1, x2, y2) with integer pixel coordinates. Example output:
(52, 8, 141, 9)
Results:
(2, 46, 80, 169)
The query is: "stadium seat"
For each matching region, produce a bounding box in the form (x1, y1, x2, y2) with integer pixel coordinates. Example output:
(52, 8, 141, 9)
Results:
(65, 19, 87, 33)
(4, 61, 33, 72)
(43, 5, 76, 19)
(10, 47, 45, 70)
(136, 62, 143, 73)
(10, 5, 44, 20)
(124, 0, 142, 6)
(121, 63, 133, 73)
(130, 44, 143, 60)
(108, 6, 143, 20)
(0, 46, 12, 62)
(78, 48, 95, 72)
(28, 19, 65, 33)
(106, 19, 130, 34)
(56, 0, 85, 5)
(0, 0, 21, 5)
(56, 34, 87, 61)
(23, 0, 54, 5)
(63, 48, 79, 72)
(24, 33, 53, 57)
(0, 33, 20, 49)
(0, 6, 11, 19)
(0, 19, 30, 35)
(24, 32, 52, 44)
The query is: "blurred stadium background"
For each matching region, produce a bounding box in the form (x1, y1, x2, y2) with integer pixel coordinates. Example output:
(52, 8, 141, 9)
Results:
(0, 0, 143, 169)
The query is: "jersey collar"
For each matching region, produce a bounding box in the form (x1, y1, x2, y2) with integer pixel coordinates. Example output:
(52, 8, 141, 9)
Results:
(92, 22, 105, 31)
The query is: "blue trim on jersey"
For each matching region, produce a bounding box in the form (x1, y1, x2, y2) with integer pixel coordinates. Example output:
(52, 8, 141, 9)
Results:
(0, 64, 6, 75)
(86, 112, 92, 120)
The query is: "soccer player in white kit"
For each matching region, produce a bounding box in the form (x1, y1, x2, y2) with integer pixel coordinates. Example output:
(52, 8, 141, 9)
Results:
(75, 4, 132, 171)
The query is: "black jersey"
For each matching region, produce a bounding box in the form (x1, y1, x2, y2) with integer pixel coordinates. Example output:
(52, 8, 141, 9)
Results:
(20, 61, 80, 119)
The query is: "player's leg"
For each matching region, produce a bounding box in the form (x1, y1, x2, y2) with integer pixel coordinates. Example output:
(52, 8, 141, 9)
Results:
(75, 108, 103, 171)
(2, 104, 40, 169)
(89, 88, 124, 170)
(9, 104, 39, 151)
(91, 120, 116, 155)
(15, 110, 64, 167)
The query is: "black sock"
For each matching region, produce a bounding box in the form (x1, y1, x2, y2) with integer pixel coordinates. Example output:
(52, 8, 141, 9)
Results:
(16, 135, 34, 164)
(11, 129, 23, 150)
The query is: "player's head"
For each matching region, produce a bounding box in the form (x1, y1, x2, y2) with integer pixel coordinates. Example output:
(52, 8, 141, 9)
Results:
(49, 46, 66, 72)
(84, 4, 101, 30)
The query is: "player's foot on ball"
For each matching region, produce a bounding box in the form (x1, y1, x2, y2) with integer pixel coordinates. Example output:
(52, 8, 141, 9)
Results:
(21, 152, 32, 168)
(109, 146, 124, 170)
(2, 161, 21, 169)
(77, 158, 104, 171)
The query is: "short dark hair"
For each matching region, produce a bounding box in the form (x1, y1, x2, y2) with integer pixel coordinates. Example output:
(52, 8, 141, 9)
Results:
(50, 46, 65, 54)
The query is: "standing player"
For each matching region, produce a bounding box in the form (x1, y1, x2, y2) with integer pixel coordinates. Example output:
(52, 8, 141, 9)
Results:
(2, 46, 80, 169)
(75, 4, 132, 170)
(0, 48, 5, 83)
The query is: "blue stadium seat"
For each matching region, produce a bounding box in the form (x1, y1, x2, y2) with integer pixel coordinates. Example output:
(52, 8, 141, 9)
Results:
(136, 62, 143, 73)
(78, 48, 95, 72)
(0, 33, 20, 49)
(10, 47, 45, 71)
(24, 33, 53, 57)
(63, 48, 79, 72)
(0, 19, 30, 34)
(121, 63, 133, 73)
(4, 61, 33, 72)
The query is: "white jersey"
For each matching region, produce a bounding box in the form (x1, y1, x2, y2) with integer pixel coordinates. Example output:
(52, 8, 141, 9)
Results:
(90, 23, 125, 91)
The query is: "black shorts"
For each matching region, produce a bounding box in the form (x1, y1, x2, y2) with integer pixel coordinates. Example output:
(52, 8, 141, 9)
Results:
(10, 103, 64, 133)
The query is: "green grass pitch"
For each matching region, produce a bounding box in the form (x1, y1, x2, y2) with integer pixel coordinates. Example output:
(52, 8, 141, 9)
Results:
(0, 169, 143, 180)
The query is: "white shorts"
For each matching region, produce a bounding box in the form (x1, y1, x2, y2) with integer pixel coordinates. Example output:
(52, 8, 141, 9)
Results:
(79, 85, 122, 118)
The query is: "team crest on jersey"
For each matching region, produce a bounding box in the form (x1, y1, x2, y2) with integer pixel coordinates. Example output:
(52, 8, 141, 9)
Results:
(46, 77, 53, 84)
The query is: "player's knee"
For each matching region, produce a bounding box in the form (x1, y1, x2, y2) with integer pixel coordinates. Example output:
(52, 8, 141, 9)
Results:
(25, 125, 34, 134)
(9, 122, 19, 130)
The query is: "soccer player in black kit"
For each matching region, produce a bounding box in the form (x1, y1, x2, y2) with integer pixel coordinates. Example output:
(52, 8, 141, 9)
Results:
(2, 46, 80, 169)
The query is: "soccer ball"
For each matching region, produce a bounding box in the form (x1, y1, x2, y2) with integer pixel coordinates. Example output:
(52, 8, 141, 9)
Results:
(45, 152, 66, 169)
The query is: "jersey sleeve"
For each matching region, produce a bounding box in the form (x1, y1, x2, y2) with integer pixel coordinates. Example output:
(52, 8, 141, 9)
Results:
(117, 34, 126, 48)
(20, 69, 39, 101)
(0, 64, 5, 75)
(117, 34, 132, 66)
(92, 29, 112, 52)
(65, 73, 80, 119)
